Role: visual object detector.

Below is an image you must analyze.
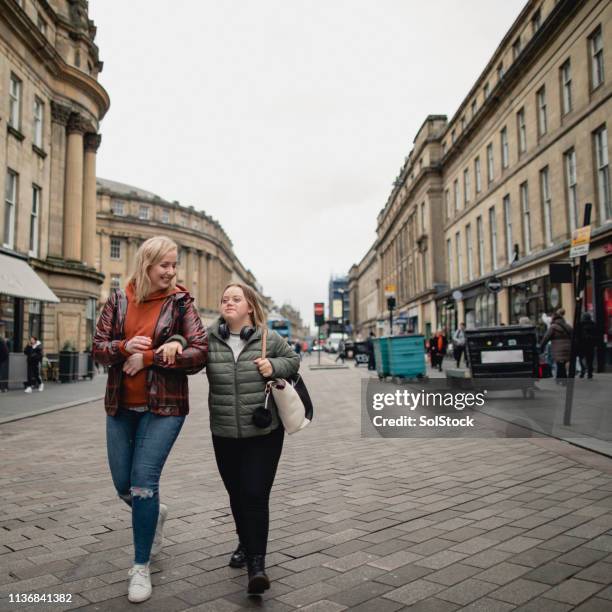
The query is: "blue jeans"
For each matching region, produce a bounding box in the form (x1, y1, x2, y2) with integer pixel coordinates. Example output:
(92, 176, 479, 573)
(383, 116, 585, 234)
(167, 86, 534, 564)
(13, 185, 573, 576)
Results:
(106, 409, 185, 564)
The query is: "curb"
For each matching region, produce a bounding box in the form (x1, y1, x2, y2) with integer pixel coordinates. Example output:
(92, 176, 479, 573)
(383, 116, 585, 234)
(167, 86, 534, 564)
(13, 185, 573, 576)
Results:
(0, 395, 105, 425)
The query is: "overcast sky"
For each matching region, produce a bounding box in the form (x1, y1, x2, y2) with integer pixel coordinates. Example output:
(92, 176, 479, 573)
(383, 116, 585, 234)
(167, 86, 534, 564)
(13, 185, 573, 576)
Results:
(90, 0, 526, 329)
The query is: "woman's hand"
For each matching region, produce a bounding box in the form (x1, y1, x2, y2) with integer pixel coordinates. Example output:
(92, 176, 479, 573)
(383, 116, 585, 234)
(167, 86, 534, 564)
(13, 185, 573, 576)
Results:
(123, 353, 145, 376)
(125, 336, 152, 354)
(254, 357, 273, 378)
(155, 341, 183, 365)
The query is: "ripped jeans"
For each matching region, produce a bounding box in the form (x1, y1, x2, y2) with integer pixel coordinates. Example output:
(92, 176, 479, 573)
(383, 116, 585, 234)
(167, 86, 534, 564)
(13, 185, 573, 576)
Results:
(106, 409, 185, 564)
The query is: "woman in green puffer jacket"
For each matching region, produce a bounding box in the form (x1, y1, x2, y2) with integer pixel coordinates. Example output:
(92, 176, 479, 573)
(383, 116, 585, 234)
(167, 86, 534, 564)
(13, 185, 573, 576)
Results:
(170, 282, 299, 595)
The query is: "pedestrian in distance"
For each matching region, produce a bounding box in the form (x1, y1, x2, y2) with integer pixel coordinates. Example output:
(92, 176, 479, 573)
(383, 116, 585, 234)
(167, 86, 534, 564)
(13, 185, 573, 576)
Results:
(429, 329, 448, 372)
(578, 311, 598, 379)
(335, 340, 346, 364)
(92, 236, 208, 604)
(24, 336, 43, 392)
(166, 283, 299, 595)
(452, 322, 466, 368)
(294, 339, 302, 360)
(367, 331, 376, 371)
(540, 308, 572, 383)
(0, 326, 9, 392)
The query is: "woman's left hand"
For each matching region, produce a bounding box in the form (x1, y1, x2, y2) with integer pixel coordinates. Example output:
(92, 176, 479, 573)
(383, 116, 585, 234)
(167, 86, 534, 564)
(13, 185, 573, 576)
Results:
(123, 353, 145, 376)
(253, 357, 273, 378)
(155, 341, 183, 365)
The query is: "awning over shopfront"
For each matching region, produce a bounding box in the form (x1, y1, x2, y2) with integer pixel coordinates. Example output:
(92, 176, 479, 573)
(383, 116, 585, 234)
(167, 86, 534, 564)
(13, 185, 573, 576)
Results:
(0, 254, 60, 303)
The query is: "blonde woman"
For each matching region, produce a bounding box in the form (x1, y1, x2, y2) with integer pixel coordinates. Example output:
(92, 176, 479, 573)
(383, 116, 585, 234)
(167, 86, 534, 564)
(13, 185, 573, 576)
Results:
(168, 283, 299, 594)
(93, 236, 207, 603)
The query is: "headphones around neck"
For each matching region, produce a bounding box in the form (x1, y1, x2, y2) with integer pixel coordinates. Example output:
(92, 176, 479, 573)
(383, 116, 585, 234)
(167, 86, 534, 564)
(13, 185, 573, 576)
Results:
(218, 319, 256, 341)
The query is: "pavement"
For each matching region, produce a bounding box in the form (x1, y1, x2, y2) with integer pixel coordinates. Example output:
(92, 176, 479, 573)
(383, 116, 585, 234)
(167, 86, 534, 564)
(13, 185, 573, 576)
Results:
(1, 357, 612, 611)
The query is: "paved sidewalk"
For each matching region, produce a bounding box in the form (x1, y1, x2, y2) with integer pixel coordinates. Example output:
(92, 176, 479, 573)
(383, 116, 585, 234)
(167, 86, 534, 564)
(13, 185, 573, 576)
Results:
(0, 376, 107, 424)
(1, 366, 612, 611)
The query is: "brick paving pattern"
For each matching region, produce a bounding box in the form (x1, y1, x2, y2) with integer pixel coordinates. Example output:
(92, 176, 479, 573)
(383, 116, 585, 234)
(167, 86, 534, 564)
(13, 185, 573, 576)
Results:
(1, 361, 612, 611)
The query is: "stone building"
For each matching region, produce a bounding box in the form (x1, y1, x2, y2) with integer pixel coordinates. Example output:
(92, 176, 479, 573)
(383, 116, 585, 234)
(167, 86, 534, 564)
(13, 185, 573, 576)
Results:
(0, 0, 109, 361)
(95, 178, 263, 326)
(350, 0, 611, 368)
(348, 246, 379, 338)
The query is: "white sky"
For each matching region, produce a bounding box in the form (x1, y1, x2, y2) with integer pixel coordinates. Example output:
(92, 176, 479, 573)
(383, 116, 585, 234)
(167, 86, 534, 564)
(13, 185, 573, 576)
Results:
(90, 0, 526, 329)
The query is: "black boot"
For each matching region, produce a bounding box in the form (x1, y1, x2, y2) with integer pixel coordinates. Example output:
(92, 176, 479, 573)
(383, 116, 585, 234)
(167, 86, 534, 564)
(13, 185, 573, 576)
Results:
(246, 554, 270, 594)
(229, 542, 246, 568)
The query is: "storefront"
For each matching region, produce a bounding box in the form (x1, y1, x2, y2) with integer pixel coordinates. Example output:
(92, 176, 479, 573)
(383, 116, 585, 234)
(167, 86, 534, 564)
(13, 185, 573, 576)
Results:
(591, 250, 612, 369)
(436, 297, 457, 340)
(509, 275, 563, 339)
(462, 285, 498, 329)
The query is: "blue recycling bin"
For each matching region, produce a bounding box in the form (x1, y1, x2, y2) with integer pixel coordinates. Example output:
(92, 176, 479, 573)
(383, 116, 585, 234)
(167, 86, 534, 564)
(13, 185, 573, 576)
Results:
(372, 337, 391, 379)
(388, 335, 426, 378)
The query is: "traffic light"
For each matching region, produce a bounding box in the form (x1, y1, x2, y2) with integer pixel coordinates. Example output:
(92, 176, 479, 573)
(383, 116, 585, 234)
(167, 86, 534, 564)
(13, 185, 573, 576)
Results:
(314, 302, 325, 327)
(387, 296, 396, 311)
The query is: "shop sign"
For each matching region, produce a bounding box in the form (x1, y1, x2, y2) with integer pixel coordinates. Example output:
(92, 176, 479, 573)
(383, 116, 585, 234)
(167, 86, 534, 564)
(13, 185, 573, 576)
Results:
(384, 284, 396, 297)
(452, 289, 463, 301)
(569, 225, 592, 258)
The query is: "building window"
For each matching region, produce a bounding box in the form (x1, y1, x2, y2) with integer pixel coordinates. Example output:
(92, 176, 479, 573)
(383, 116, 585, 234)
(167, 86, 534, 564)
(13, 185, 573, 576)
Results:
(455, 232, 463, 285)
(594, 125, 611, 222)
(466, 223, 474, 281)
(463, 169, 471, 205)
(560, 59, 572, 115)
(537, 86, 547, 136)
(180, 214, 188, 227)
(4, 170, 18, 249)
(33, 97, 44, 148)
(161, 208, 170, 223)
(420, 201, 426, 234)
(517, 107, 526, 154)
(110, 237, 121, 260)
(110, 274, 121, 291)
(444, 189, 450, 220)
(138, 206, 150, 220)
(37, 13, 47, 35)
(28, 300, 42, 341)
(446, 238, 453, 286)
(564, 148, 578, 231)
(487, 143, 494, 183)
(471, 99, 477, 118)
(503, 195, 513, 264)
(30, 185, 41, 257)
(489, 206, 498, 271)
(451, 130, 456, 145)
(460, 116, 466, 131)
(9, 74, 22, 130)
(497, 62, 504, 81)
(531, 9, 541, 34)
(589, 26, 604, 90)
(475, 156, 482, 193)
(453, 179, 460, 213)
(500, 127, 509, 169)
(520, 181, 531, 255)
(483, 82, 490, 99)
(476, 215, 485, 276)
(540, 166, 553, 246)
(512, 37, 522, 60)
(111, 199, 124, 215)
(442, 141, 447, 155)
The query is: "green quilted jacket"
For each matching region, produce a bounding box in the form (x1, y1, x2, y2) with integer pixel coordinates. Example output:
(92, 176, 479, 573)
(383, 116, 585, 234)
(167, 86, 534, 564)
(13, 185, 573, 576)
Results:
(205, 320, 300, 438)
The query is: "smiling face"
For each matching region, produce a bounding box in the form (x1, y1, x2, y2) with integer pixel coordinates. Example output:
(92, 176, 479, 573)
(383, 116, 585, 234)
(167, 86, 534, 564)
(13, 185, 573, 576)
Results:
(221, 285, 253, 328)
(147, 249, 177, 293)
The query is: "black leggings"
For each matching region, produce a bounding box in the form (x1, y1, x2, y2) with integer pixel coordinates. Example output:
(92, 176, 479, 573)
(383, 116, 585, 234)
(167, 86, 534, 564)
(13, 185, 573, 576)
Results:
(212, 425, 284, 556)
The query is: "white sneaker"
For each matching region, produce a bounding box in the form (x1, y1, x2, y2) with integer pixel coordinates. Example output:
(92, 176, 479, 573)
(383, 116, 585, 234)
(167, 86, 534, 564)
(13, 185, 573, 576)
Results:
(127, 564, 151, 603)
(38, 383, 44, 392)
(24, 387, 32, 393)
(151, 503, 168, 557)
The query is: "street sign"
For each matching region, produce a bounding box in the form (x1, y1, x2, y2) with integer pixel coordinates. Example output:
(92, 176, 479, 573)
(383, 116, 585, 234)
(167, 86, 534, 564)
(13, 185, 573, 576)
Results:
(452, 290, 463, 301)
(570, 225, 591, 258)
(486, 277, 503, 293)
(314, 302, 324, 327)
(332, 299, 343, 319)
(384, 284, 396, 297)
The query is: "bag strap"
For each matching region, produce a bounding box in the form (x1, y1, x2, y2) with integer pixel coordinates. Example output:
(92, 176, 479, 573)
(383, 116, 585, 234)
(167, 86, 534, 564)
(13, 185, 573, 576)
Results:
(262, 327, 267, 359)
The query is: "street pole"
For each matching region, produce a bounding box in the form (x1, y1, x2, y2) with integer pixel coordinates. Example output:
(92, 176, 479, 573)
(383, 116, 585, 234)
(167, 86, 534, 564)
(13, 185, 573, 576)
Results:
(563, 202, 592, 426)
(389, 306, 394, 336)
(317, 325, 321, 366)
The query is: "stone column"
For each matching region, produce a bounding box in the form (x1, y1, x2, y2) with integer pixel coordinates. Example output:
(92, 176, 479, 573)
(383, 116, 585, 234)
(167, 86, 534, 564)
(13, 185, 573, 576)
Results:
(186, 248, 194, 295)
(82, 133, 101, 268)
(198, 251, 207, 310)
(49, 102, 71, 258)
(63, 113, 87, 261)
(126, 238, 139, 279)
(206, 254, 214, 309)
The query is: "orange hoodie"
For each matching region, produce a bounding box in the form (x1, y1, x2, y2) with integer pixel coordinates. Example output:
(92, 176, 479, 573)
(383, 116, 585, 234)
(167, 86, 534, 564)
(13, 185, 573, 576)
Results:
(119, 282, 181, 407)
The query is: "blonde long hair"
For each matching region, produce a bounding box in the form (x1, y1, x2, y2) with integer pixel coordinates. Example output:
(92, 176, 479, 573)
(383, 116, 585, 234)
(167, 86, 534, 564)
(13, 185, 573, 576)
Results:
(221, 283, 266, 328)
(129, 236, 178, 303)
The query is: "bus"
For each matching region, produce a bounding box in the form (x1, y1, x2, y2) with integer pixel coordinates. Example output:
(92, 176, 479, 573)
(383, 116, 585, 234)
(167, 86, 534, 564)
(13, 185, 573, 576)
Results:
(267, 317, 291, 339)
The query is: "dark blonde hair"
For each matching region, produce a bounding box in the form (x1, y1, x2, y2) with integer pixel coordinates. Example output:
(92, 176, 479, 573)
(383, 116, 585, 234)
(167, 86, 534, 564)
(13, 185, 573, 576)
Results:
(221, 283, 266, 328)
(129, 236, 178, 303)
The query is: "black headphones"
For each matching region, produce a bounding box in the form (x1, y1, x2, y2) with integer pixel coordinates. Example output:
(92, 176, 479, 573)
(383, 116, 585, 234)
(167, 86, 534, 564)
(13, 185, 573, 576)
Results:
(218, 319, 256, 341)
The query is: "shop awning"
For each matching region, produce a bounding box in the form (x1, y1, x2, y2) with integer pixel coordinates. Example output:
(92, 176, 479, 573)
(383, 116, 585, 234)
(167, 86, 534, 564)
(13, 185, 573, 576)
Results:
(0, 253, 60, 303)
